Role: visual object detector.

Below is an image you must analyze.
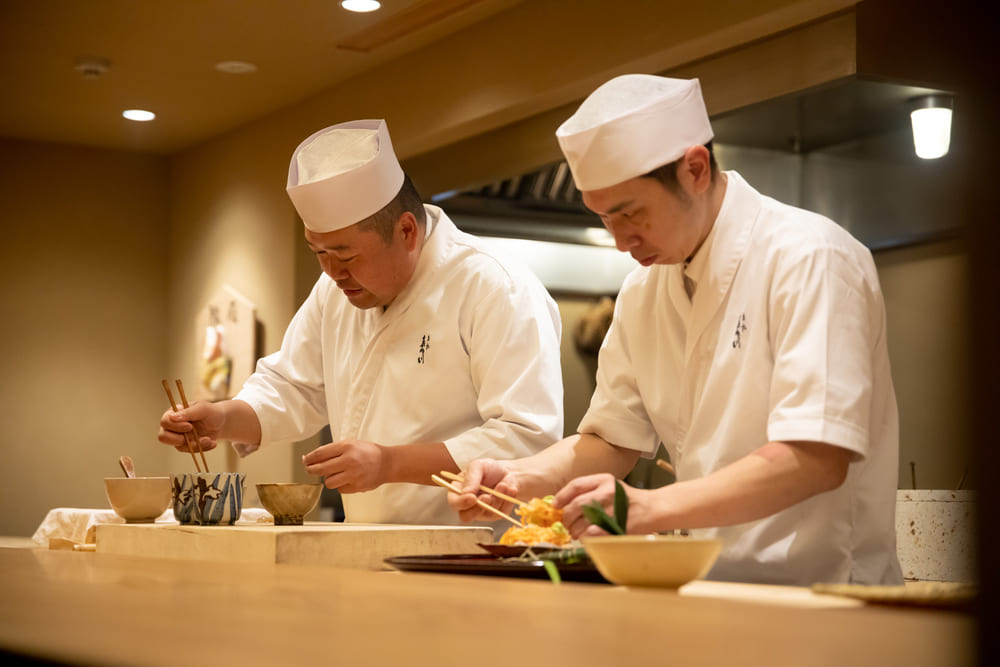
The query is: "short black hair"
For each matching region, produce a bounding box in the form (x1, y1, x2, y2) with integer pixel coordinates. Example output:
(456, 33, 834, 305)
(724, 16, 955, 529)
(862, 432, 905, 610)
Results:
(358, 174, 426, 244)
(641, 141, 718, 194)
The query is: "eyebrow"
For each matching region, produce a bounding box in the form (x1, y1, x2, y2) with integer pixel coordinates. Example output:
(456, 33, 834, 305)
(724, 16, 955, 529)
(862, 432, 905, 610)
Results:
(306, 240, 353, 252)
(590, 198, 635, 217)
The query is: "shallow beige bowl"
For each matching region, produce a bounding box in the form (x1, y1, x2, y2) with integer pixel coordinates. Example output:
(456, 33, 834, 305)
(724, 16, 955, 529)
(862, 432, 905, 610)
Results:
(256, 483, 323, 525)
(104, 477, 172, 523)
(582, 534, 722, 588)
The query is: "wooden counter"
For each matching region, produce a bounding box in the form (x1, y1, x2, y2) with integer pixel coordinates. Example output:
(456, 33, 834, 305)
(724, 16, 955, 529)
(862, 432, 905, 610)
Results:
(0, 547, 975, 666)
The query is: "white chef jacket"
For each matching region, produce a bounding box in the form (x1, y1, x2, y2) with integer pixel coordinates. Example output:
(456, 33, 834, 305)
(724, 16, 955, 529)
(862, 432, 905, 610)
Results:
(579, 172, 903, 586)
(234, 205, 564, 526)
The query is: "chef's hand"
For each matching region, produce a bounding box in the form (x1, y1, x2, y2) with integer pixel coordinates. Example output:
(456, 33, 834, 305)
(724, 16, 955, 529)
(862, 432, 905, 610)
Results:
(303, 439, 388, 494)
(447, 458, 521, 523)
(158, 401, 225, 453)
(554, 473, 647, 538)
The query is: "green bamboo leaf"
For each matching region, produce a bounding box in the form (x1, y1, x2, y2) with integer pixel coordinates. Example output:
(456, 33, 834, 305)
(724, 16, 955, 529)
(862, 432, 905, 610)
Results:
(613, 479, 628, 531)
(582, 499, 624, 535)
(542, 559, 562, 584)
(539, 546, 588, 563)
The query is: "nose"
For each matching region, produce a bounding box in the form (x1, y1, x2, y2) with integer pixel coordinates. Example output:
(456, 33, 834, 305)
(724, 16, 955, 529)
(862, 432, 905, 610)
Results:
(608, 224, 640, 253)
(318, 255, 350, 281)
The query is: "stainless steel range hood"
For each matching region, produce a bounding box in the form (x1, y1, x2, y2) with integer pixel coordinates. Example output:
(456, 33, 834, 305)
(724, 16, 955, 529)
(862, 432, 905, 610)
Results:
(437, 76, 961, 252)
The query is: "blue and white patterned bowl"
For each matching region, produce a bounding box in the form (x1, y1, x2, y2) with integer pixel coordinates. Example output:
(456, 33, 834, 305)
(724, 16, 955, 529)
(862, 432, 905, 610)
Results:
(171, 472, 246, 525)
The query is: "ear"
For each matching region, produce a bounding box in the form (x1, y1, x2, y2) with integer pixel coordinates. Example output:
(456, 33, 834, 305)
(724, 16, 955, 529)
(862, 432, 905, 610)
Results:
(396, 212, 421, 251)
(679, 145, 713, 195)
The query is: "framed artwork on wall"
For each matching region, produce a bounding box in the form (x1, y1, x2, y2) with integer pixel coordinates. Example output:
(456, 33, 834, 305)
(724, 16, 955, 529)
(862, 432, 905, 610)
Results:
(195, 284, 257, 401)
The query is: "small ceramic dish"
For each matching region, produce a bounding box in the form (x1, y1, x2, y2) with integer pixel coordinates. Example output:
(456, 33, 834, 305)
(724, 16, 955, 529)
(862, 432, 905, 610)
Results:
(581, 534, 722, 588)
(104, 476, 172, 523)
(256, 483, 323, 525)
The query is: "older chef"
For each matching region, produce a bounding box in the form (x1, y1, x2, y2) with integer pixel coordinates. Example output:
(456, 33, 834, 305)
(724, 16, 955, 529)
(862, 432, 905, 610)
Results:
(160, 119, 564, 526)
(451, 75, 903, 586)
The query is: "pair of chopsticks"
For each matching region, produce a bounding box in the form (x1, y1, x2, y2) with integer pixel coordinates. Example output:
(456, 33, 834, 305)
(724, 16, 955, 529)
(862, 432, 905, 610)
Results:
(431, 470, 523, 527)
(161, 379, 209, 472)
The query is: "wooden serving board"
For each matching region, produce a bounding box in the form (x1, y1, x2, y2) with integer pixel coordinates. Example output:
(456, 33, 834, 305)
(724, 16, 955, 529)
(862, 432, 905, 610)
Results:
(95, 522, 494, 571)
(679, 580, 865, 608)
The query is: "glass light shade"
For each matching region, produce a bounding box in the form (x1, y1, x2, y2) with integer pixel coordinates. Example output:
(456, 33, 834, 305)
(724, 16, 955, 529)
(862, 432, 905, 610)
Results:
(910, 106, 952, 160)
(122, 109, 155, 122)
(341, 0, 381, 11)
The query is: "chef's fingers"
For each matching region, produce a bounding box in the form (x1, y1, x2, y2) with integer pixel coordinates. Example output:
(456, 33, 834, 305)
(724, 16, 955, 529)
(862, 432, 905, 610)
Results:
(458, 459, 489, 494)
(562, 508, 595, 539)
(158, 409, 195, 448)
(445, 488, 504, 524)
(303, 457, 342, 479)
(460, 459, 520, 499)
(159, 409, 191, 434)
(551, 473, 610, 509)
(163, 402, 212, 426)
(187, 436, 218, 453)
(579, 523, 612, 538)
(321, 469, 349, 491)
(302, 442, 344, 466)
(157, 426, 187, 448)
(445, 485, 481, 513)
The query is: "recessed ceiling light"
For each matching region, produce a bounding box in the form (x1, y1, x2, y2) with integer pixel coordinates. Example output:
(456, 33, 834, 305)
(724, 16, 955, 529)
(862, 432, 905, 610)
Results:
(73, 56, 110, 79)
(215, 60, 258, 74)
(122, 109, 156, 122)
(341, 0, 381, 12)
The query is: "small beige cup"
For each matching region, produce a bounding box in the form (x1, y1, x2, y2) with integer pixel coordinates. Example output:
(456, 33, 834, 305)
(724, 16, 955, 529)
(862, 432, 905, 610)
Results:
(104, 477, 172, 523)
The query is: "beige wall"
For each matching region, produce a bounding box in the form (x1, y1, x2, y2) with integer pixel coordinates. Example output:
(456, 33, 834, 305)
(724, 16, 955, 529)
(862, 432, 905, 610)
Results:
(162, 125, 304, 492)
(877, 241, 972, 491)
(0, 138, 170, 536)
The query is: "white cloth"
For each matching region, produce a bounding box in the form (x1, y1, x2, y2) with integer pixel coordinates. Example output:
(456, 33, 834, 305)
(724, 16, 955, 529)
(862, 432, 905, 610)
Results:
(286, 119, 405, 233)
(556, 75, 714, 190)
(579, 172, 903, 586)
(30, 508, 274, 547)
(235, 205, 564, 526)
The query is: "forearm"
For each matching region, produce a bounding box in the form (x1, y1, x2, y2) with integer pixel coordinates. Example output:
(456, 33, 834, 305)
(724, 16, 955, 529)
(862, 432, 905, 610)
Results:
(512, 433, 640, 497)
(383, 442, 459, 485)
(218, 399, 263, 448)
(639, 440, 851, 532)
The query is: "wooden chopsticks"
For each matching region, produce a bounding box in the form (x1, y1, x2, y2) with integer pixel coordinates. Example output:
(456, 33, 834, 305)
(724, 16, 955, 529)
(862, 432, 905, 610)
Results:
(655, 458, 675, 475)
(161, 379, 209, 472)
(430, 474, 522, 527)
(438, 470, 525, 507)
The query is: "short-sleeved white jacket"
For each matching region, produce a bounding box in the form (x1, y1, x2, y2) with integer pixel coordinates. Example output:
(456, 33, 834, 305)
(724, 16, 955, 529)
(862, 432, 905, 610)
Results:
(236, 205, 564, 526)
(579, 172, 903, 585)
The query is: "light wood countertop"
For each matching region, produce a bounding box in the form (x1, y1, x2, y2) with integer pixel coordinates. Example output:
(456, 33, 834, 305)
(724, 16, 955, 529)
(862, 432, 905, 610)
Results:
(0, 547, 975, 666)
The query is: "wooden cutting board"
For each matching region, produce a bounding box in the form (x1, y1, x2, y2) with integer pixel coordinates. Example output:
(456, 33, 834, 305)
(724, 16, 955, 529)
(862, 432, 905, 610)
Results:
(679, 580, 865, 608)
(95, 522, 494, 571)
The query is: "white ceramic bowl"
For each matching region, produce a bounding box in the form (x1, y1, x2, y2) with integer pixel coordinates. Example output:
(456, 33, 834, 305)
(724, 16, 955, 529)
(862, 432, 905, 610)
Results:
(256, 483, 323, 525)
(104, 476, 172, 523)
(582, 534, 722, 588)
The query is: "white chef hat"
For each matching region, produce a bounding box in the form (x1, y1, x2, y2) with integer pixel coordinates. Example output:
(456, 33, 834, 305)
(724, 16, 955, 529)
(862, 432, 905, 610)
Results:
(286, 119, 405, 233)
(556, 75, 714, 191)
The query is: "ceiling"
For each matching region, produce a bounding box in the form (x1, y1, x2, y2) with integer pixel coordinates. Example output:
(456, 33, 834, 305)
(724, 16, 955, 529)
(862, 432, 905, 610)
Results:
(1, 0, 955, 244)
(0, 0, 523, 154)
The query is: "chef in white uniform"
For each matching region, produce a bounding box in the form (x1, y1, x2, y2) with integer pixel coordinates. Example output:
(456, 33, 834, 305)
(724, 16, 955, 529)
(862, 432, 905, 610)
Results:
(450, 76, 903, 585)
(159, 119, 564, 526)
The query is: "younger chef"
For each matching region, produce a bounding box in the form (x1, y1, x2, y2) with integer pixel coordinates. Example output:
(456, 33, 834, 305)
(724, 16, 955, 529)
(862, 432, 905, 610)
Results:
(159, 119, 564, 526)
(450, 75, 904, 586)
